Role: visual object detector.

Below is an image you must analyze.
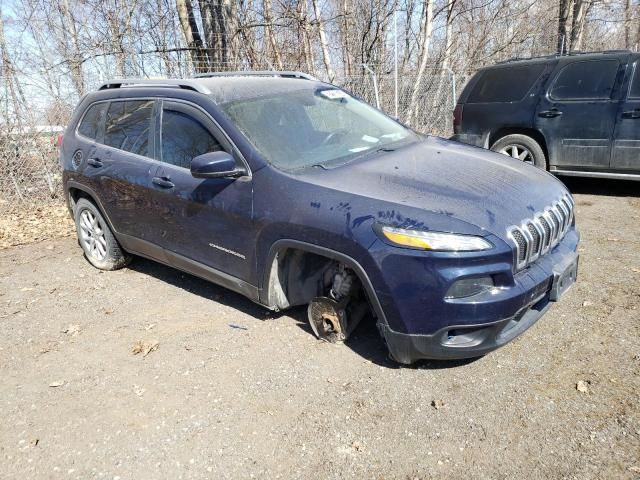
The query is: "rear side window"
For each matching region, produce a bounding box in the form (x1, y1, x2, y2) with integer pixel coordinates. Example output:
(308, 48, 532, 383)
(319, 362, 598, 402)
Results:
(629, 63, 640, 99)
(104, 100, 154, 156)
(467, 64, 545, 103)
(550, 60, 619, 100)
(160, 105, 222, 169)
(78, 103, 106, 140)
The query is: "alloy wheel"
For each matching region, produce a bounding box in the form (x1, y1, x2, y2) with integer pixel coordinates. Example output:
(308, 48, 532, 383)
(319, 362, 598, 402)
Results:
(498, 144, 534, 164)
(78, 209, 107, 261)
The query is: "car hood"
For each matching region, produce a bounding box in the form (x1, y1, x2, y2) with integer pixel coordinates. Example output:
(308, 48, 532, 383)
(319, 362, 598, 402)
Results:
(298, 137, 570, 238)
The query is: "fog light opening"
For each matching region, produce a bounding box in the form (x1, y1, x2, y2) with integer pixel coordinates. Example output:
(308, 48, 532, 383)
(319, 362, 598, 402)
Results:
(445, 276, 495, 299)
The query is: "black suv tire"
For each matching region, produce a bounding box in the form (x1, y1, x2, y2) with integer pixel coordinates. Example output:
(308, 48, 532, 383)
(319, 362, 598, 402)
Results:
(490, 134, 547, 170)
(74, 198, 131, 270)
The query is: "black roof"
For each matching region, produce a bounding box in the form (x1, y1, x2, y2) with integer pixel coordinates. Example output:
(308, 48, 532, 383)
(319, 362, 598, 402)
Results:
(494, 49, 636, 66)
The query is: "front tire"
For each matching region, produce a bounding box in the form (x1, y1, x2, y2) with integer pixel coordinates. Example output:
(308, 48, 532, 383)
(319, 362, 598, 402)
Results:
(74, 198, 131, 270)
(490, 134, 547, 170)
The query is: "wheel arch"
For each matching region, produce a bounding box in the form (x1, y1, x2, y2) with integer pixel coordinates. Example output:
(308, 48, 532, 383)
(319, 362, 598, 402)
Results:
(260, 239, 388, 327)
(67, 182, 118, 234)
(488, 128, 550, 168)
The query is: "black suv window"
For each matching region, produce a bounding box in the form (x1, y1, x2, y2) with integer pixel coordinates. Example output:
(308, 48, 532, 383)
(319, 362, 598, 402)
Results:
(550, 60, 619, 101)
(78, 103, 107, 140)
(630, 63, 640, 99)
(467, 64, 545, 103)
(104, 100, 153, 156)
(160, 103, 222, 169)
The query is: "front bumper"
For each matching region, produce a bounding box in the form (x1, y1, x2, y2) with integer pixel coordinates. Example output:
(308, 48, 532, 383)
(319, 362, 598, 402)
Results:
(370, 229, 579, 364)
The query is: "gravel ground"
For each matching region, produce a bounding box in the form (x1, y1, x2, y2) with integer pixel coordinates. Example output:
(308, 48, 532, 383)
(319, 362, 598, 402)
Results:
(0, 177, 639, 479)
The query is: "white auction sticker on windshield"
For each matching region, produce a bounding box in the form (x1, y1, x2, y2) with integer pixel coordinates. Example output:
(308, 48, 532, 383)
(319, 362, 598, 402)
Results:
(319, 89, 349, 100)
(361, 135, 379, 143)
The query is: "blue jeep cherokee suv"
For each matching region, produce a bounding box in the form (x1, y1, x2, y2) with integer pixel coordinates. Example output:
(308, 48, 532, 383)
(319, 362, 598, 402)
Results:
(61, 72, 579, 364)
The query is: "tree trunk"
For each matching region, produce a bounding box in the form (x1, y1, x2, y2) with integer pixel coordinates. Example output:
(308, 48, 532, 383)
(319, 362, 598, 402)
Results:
(405, 0, 433, 126)
(263, 0, 283, 69)
(624, 0, 633, 50)
(297, 1, 315, 74)
(312, 0, 334, 81)
(176, 0, 209, 72)
(557, 0, 572, 54)
(58, 0, 85, 95)
(340, 0, 353, 76)
(432, 1, 456, 120)
(570, 0, 590, 52)
(199, 0, 230, 70)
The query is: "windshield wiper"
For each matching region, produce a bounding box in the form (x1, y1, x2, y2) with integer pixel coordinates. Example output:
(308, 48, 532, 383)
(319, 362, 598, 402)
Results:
(311, 163, 329, 170)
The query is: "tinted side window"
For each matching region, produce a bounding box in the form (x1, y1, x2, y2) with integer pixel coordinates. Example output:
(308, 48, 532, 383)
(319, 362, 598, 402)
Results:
(550, 60, 619, 100)
(78, 103, 106, 140)
(161, 107, 222, 169)
(629, 64, 640, 99)
(467, 64, 545, 103)
(104, 100, 153, 156)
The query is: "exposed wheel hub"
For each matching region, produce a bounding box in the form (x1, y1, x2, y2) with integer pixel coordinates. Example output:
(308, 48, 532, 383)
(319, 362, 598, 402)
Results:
(308, 297, 348, 343)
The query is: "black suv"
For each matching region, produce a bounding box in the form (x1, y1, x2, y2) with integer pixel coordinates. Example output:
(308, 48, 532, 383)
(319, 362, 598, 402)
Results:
(61, 72, 579, 364)
(453, 50, 640, 181)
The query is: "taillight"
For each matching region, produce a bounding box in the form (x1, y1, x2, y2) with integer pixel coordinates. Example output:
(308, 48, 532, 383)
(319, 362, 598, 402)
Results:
(56, 134, 63, 147)
(453, 104, 463, 134)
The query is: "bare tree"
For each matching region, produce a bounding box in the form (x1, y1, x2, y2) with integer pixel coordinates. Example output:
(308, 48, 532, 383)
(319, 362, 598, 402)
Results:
(406, 0, 433, 125)
(176, 0, 208, 72)
(263, 0, 283, 69)
(312, 0, 335, 81)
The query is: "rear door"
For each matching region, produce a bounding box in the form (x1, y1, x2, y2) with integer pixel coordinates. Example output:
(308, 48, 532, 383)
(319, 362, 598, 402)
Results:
(611, 59, 640, 171)
(98, 99, 159, 244)
(536, 58, 623, 169)
(147, 100, 254, 282)
(77, 99, 158, 244)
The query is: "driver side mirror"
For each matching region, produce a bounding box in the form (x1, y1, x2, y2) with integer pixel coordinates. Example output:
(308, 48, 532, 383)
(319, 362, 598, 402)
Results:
(190, 151, 245, 179)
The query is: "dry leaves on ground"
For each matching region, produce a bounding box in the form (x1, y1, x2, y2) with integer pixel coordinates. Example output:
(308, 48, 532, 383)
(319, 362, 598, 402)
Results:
(0, 203, 74, 249)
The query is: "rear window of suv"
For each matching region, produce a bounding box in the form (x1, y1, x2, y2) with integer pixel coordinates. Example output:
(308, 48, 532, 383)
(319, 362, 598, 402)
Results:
(549, 59, 619, 100)
(467, 64, 545, 103)
(78, 102, 107, 140)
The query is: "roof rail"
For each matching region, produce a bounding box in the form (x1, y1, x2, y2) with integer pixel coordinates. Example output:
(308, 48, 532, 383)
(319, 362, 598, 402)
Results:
(98, 78, 211, 94)
(194, 70, 318, 81)
(566, 49, 632, 56)
(496, 49, 633, 65)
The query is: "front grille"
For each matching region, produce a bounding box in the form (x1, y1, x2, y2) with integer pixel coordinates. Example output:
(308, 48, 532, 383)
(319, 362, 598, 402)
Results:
(508, 194, 574, 271)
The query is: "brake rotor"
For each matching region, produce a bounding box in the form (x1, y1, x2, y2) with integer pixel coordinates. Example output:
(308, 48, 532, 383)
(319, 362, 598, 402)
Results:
(307, 296, 348, 343)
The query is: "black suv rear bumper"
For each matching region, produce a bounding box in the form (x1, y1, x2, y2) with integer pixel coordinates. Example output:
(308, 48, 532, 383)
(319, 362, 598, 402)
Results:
(450, 133, 484, 148)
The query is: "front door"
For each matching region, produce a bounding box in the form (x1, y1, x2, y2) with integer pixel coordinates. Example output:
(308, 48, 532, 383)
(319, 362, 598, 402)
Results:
(611, 61, 640, 171)
(146, 100, 254, 282)
(536, 58, 623, 169)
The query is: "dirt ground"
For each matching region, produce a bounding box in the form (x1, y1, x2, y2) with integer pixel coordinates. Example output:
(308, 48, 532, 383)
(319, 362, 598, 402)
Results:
(0, 177, 639, 479)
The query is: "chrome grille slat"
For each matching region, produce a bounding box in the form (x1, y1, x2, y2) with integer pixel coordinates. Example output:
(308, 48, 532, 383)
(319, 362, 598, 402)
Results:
(507, 195, 574, 271)
(557, 201, 570, 232)
(538, 216, 552, 252)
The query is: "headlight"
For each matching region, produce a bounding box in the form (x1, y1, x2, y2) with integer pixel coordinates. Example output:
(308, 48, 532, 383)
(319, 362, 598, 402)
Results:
(378, 225, 493, 252)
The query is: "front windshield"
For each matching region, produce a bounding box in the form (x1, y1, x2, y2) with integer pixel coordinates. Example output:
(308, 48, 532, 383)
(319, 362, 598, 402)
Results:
(219, 87, 420, 169)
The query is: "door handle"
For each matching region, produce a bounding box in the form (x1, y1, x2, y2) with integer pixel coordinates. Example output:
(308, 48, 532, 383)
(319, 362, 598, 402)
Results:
(87, 158, 103, 167)
(621, 109, 640, 119)
(152, 176, 175, 188)
(538, 109, 563, 118)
